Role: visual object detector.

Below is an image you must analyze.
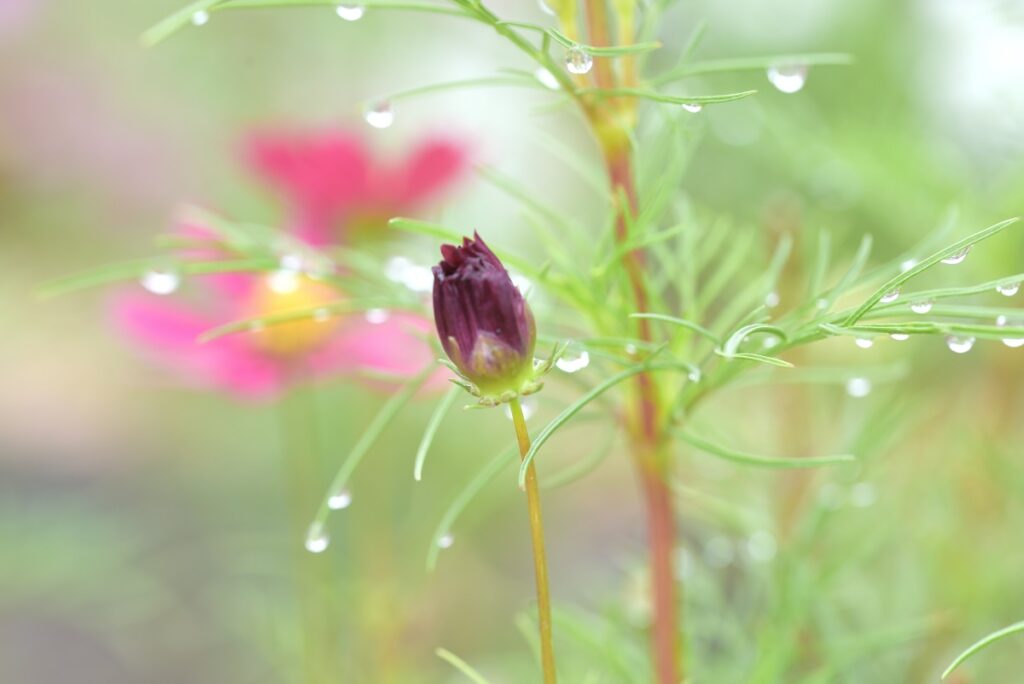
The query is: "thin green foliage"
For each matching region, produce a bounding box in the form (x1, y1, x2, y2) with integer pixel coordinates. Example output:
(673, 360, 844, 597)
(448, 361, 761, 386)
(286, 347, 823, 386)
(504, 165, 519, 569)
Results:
(435, 648, 495, 684)
(413, 385, 460, 481)
(678, 431, 855, 469)
(311, 365, 433, 531)
(942, 621, 1024, 680)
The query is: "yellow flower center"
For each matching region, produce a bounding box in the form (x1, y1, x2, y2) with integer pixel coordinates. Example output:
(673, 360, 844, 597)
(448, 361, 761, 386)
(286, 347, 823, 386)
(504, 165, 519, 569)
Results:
(244, 271, 341, 358)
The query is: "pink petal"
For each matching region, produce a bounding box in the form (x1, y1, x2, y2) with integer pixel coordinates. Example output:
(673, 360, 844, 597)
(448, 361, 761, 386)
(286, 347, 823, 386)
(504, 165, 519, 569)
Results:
(381, 137, 470, 209)
(110, 291, 286, 400)
(244, 130, 372, 246)
(310, 312, 442, 389)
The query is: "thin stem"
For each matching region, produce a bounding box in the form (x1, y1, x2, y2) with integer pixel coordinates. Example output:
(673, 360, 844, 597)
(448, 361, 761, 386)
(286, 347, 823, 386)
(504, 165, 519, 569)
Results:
(279, 382, 340, 684)
(509, 397, 559, 684)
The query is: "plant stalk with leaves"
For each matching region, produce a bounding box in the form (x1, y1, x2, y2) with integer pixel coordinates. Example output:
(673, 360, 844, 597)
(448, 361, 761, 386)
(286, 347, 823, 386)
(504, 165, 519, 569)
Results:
(432, 233, 561, 683)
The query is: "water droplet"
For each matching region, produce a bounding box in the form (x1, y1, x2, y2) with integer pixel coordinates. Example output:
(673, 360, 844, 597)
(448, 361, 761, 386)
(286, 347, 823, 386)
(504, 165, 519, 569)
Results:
(268, 269, 301, 294)
(364, 101, 394, 129)
(816, 298, 830, 310)
(845, 377, 872, 398)
(279, 253, 305, 272)
(941, 246, 971, 265)
(900, 259, 918, 273)
(565, 46, 593, 75)
(762, 337, 780, 349)
(140, 269, 181, 295)
(328, 489, 353, 510)
(335, 3, 364, 20)
(437, 532, 455, 549)
(910, 299, 934, 314)
(746, 531, 777, 562)
(534, 67, 560, 90)
(704, 536, 734, 568)
(854, 337, 874, 349)
(191, 10, 210, 26)
(946, 335, 975, 354)
(681, 103, 703, 113)
(384, 256, 432, 292)
(538, 0, 556, 15)
(504, 396, 538, 421)
(555, 345, 590, 373)
(996, 281, 1020, 297)
(850, 482, 877, 508)
(313, 308, 331, 323)
(624, 343, 638, 355)
(766, 64, 808, 93)
(890, 333, 910, 341)
(996, 315, 1024, 348)
(304, 522, 329, 553)
(687, 368, 702, 383)
(364, 308, 390, 325)
(879, 288, 900, 304)
(764, 291, 780, 308)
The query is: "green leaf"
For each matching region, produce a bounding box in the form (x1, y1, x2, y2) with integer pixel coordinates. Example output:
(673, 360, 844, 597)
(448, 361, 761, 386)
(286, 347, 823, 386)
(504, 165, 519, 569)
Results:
(678, 431, 855, 469)
(721, 323, 788, 356)
(543, 425, 618, 488)
(843, 217, 1021, 325)
(714, 350, 795, 368)
(860, 272, 1024, 316)
(370, 74, 544, 105)
(586, 41, 662, 57)
(37, 257, 278, 299)
(413, 385, 460, 481)
(141, 0, 224, 47)
(494, 20, 660, 55)
(653, 52, 853, 85)
(312, 366, 434, 531)
(580, 87, 757, 106)
(942, 621, 1024, 680)
(517, 361, 695, 487)
(816, 233, 873, 313)
(435, 648, 495, 684)
(426, 445, 514, 571)
(630, 313, 721, 344)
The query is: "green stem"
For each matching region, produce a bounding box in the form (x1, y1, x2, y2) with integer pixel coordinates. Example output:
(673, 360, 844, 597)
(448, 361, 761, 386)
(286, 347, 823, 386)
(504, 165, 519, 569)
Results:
(509, 397, 559, 684)
(279, 384, 340, 684)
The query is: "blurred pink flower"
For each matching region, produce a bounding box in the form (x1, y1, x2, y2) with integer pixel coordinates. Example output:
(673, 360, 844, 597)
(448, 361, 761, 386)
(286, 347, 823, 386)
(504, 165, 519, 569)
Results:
(111, 128, 467, 400)
(112, 260, 434, 401)
(244, 130, 469, 246)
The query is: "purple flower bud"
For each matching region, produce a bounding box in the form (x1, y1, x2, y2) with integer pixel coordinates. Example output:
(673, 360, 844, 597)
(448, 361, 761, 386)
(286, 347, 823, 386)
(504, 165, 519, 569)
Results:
(432, 232, 536, 395)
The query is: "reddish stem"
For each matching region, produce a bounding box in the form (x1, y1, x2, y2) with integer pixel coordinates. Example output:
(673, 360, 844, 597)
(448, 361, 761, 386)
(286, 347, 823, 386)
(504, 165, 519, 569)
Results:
(607, 149, 682, 684)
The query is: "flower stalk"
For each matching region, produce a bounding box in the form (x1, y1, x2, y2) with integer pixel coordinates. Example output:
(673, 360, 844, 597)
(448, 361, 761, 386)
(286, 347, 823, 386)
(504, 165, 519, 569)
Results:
(509, 397, 559, 684)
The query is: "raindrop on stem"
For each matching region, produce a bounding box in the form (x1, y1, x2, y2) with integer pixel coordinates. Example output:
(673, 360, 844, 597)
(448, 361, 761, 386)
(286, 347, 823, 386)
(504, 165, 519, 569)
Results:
(140, 269, 180, 295)
(565, 46, 593, 75)
(767, 64, 808, 93)
(364, 101, 394, 129)
(941, 246, 971, 265)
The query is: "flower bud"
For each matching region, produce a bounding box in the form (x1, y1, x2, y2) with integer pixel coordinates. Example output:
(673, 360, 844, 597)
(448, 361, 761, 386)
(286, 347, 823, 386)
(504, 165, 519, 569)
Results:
(432, 232, 536, 398)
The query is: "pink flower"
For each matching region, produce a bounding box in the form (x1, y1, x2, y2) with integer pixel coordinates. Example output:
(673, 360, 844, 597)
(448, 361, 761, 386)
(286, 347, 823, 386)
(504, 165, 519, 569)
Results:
(244, 129, 468, 246)
(112, 260, 435, 400)
(111, 128, 467, 400)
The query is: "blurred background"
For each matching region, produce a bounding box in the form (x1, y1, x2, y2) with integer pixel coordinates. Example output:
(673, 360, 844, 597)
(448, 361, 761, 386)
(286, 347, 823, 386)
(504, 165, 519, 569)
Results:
(2, 0, 1023, 682)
